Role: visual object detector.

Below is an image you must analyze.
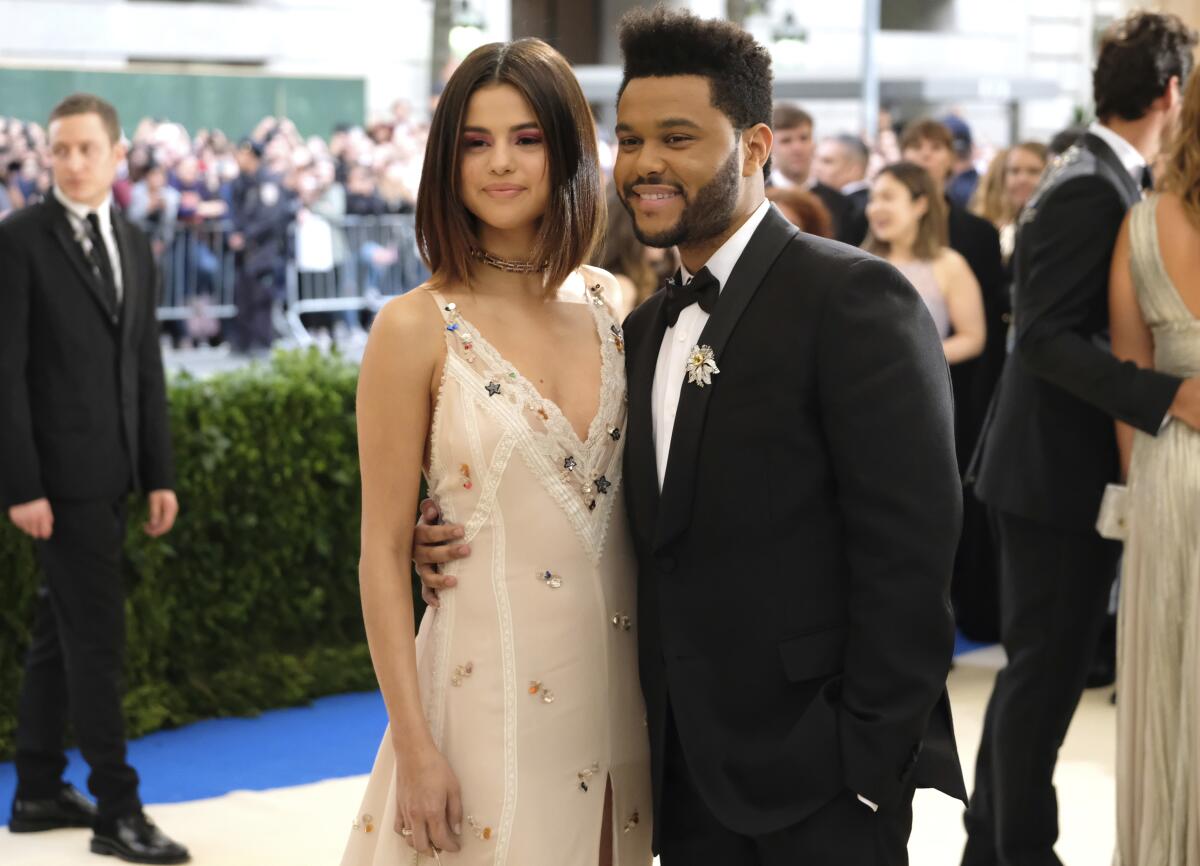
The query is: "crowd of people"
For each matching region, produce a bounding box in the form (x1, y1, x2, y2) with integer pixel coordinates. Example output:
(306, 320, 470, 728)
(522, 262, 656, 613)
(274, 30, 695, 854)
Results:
(1, 103, 431, 353)
(5, 89, 1034, 355)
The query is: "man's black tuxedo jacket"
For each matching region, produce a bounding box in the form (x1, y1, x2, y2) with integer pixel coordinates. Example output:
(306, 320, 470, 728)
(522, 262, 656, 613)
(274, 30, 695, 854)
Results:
(621, 206, 967, 839)
(974, 133, 1181, 531)
(0, 195, 175, 509)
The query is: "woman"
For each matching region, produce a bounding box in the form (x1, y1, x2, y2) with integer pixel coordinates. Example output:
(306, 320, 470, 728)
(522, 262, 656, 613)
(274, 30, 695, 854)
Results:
(341, 40, 652, 866)
(864, 161, 986, 365)
(765, 185, 835, 239)
(1110, 64, 1200, 866)
(972, 142, 1049, 267)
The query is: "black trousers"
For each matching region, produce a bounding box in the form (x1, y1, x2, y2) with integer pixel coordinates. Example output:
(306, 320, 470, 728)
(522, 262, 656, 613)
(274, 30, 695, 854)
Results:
(233, 268, 276, 351)
(658, 708, 914, 866)
(962, 510, 1120, 866)
(14, 498, 141, 823)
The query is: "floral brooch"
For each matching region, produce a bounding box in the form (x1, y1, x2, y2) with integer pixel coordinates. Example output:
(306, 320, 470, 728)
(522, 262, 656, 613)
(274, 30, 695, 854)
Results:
(686, 345, 719, 387)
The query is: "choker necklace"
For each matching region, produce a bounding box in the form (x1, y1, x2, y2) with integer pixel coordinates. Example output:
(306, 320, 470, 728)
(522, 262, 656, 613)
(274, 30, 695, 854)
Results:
(469, 247, 546, 274)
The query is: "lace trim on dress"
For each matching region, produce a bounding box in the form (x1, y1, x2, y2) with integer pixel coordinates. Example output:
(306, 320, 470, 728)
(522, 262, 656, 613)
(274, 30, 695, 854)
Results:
(428, 277, 628, 565)
(489, 508, 519, 864)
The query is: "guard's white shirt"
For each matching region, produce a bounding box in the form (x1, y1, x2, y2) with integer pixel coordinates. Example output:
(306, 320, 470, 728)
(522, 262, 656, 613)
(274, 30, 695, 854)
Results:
(650, 199, 771, 490)
(54, 185, 124, 303)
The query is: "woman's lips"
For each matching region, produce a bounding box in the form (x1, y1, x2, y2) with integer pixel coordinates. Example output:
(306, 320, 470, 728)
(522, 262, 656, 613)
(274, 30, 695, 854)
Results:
(484, 184, 525, 198)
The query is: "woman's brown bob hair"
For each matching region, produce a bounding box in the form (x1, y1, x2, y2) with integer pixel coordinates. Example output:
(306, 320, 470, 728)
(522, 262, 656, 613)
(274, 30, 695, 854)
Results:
(416, 39, 604, 295)
(863, 161, 948, 260)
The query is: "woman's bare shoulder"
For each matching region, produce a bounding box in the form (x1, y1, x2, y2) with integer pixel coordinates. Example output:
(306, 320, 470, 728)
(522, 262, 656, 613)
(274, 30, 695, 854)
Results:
(366, 285, 445, 366)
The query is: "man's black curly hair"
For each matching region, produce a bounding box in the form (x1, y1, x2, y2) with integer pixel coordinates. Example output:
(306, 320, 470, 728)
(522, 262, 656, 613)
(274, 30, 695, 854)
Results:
(617, 6, 774, 176)
(1094, 11, 1196, 121)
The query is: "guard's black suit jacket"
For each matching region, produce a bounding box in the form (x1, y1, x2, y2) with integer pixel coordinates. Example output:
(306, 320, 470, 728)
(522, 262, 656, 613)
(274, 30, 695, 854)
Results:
(621, 206, 968, 843)
(973, 133, 1181, 530)
(0, 195, 175, 509)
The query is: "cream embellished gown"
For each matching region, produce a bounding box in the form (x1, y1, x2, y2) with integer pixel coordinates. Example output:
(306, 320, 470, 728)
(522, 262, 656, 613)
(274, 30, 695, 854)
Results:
(341, 270, 653, 866)
(1116, 196, 1200, 866)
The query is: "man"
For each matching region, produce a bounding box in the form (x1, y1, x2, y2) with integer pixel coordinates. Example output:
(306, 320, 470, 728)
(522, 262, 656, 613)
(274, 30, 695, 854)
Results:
(416, 9, 965, 863)
(770, 103, 866, 245)
(0, 94, 188, 864)
(965, 13, 1200, 866)
(902, 117, 1006, 642)
(815, 133, 871, 242)
(943, 115, 980, 210)
(228, 137, 294, 355)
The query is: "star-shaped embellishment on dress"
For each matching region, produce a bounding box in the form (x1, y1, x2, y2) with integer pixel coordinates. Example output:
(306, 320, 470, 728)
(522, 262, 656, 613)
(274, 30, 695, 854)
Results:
(563, 456, 577, 472)
(609, 426, 621, 441)
(485, 381, 502, 397)
(595, 476, 611, 494)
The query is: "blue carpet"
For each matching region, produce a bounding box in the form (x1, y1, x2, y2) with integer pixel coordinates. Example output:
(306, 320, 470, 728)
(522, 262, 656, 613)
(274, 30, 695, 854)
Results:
(1, 634, 996, 822)
(954, 632, 994, 656)
(0, 691, 387, 823)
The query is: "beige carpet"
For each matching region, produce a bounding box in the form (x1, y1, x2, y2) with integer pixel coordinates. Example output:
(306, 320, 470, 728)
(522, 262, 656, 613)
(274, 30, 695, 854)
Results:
(0, 647, 1116, 865)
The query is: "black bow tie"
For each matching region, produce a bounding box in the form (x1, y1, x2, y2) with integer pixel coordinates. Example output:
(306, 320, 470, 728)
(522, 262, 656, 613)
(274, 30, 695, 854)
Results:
(664, 267, 720, 328)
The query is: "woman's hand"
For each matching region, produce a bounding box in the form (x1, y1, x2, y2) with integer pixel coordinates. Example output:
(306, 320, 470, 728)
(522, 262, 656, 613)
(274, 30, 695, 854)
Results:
(394, 741, 464, 855)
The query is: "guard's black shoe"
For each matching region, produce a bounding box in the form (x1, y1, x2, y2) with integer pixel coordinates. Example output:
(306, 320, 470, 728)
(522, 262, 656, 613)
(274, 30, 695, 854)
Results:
(90, 812, 190, 864)
(9, 784, 98, 833)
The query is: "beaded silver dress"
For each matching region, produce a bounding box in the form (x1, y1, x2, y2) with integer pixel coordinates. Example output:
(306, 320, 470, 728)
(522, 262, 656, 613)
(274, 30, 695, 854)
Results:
(1115, 195, 1200, 866)
(341, 268, 653, 865)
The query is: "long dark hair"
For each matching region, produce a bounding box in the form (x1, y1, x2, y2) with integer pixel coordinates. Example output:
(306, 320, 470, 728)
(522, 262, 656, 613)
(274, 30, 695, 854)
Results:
(415, 39, 604, 295)
(863, 161, 948, 260)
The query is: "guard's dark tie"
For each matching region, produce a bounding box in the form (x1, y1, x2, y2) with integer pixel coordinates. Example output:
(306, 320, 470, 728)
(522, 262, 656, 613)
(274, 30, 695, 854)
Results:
(84, 211, 120, 316)
(663, 267, 720, 328)
(1141, 165, 1155, 193)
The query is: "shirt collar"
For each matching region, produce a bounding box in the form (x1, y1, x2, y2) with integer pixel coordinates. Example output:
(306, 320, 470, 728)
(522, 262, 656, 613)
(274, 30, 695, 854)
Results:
(679, 198, 773, 289)
(841, 179, 870, 195)
(54, 185, 114, 231)
(1087, 121, 1146, 183)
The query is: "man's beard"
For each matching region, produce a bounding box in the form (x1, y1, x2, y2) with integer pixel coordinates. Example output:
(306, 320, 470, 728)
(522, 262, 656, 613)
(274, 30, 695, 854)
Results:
(621, 146, 741, 249)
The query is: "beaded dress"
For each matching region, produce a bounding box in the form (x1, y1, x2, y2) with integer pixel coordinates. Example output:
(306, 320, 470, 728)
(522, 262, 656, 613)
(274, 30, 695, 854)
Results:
(341, 268, 653, 865)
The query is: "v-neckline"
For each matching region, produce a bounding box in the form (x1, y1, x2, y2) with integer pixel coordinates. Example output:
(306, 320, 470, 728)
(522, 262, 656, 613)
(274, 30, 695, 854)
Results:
(446, 295, 614, 449)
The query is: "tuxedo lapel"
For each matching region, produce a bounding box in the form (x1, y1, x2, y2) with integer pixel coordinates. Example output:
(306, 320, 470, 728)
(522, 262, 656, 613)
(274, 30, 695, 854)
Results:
(43, 198, 119, 326)
(625, 292, 669, 541)
(653, 208, 798, 553)
(1084, 133, 1141, 207)
(113, 211, 139, 344)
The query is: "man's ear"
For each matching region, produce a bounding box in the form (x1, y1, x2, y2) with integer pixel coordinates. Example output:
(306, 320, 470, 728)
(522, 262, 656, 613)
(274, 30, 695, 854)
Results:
(742, 123, 773, 178)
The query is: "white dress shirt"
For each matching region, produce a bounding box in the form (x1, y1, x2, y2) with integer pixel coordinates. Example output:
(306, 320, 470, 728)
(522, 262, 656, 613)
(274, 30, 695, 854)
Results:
(651, 199, 772, 490)
(1086, 121, 1147, 186)
(54, 185, 124, 303)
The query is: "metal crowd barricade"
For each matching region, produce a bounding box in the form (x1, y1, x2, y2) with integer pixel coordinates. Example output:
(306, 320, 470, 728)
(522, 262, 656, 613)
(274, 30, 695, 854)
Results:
(285, 213, 426, 345)
(155, 220, 238, 325)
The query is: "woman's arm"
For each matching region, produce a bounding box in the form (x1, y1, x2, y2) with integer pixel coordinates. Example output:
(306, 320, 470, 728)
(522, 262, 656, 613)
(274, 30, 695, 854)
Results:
(356, 290, 462, 853)
(938, 250, 986, 365)
(1109, 214, 1156, 481)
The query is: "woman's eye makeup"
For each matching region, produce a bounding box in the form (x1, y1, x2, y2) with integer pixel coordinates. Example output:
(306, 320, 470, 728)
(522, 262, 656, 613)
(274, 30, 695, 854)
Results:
(463, 133, 492, 148)
(515, 131, 544, 146)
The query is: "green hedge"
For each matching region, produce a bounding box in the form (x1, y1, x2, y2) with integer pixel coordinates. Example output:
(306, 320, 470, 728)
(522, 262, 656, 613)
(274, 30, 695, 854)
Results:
(0, 349, 418, 761)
